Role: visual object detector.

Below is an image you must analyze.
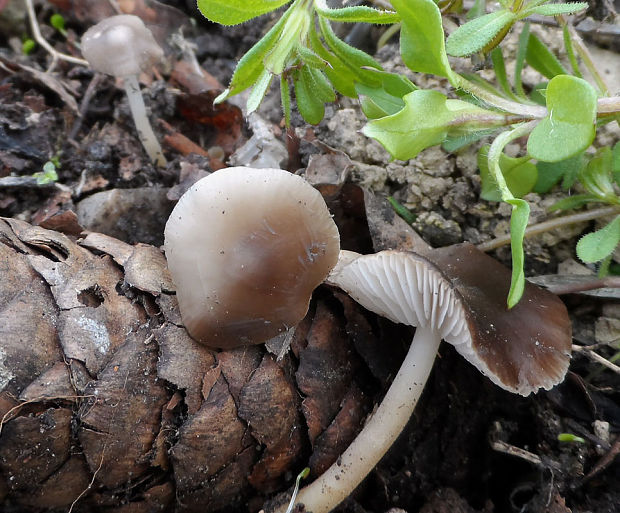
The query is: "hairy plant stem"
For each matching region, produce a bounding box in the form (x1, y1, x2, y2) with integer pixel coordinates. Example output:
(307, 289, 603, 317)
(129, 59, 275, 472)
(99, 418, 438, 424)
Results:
(456, 75, 620, 120)
(455, 75, 548, 118)
(477, 206, 620, 252)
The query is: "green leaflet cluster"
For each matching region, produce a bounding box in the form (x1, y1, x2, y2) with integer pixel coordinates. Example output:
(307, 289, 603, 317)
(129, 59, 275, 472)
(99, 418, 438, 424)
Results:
(199, 0, 620, 306)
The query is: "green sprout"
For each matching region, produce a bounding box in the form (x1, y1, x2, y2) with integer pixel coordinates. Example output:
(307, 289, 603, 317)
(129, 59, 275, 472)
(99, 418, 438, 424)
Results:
(558, 433, 586, 444)
(33, 161, 59, 185)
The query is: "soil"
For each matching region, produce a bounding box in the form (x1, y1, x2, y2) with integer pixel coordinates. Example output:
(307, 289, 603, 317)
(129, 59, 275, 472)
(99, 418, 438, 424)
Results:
(0, 1, 618, 513)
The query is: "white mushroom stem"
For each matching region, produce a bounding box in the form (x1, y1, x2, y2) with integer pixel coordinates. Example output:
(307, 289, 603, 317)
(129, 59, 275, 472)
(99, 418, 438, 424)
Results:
(277, 325, 441, 513)
(122, 74, 167, 167)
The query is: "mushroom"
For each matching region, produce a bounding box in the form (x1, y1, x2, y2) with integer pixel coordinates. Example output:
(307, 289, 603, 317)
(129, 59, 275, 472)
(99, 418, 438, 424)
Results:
(163, 166, 340, 349)
(278, 243, 572, 513)
(81, 14, 167, 167)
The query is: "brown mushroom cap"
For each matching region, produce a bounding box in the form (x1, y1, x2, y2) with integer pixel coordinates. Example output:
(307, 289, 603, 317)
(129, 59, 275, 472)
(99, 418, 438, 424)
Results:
(164, 167, 340, 349)
(81, 15, 163, 77)
(328, 244, 572, 395)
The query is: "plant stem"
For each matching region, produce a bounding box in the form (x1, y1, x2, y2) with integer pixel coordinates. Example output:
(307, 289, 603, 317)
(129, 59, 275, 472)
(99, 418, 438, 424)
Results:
(275, 325, 441, 513)
(477, 206, 620, 252)
(455, 75, 547, 118)
(122, 75, 167, 167)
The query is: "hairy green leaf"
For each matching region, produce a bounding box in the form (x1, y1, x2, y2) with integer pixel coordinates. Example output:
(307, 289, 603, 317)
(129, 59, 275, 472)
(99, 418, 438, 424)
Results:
(612, 141, 620, 186)
(514, 22, 530, 98)
(491, 47, 518, 100)
(314, 0, 400, 24)
(579, 147, 618, 201)
(356, 70, 416, 118)
(549, 194, 602, 211)
(528, 75, 597, 162)
(293, 68, 325, 124)
(478, 146, 537, 201)
(390, 0, 454, 80)
(363, 90, 497, 160)
(308, 25, 358, 97)
(525, 2, 588, 17)
(526, 33, 567, 79)
(215, 6, 294, 101)
(506, 198, 530, 308)
(576, 215, 620, 263)
(197, 0, 291, 25)
(446, 10, 516, 57)
(247, 69, 273, 113)
(534, 154, 585, 193)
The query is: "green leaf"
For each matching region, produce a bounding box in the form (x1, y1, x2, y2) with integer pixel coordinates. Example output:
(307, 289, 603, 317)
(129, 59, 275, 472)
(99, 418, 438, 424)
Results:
(446, 10, 517, 57)
(557, 433, 586, 443)
(562, 24, 583, 78)
(491, 47, 518, 100)
(314, 0, 400, 24)
(612, 141, 620, 186)
(506, 198, 530, 308)
(534, 154, 585, 193)
(247, 69, 273, 114)
(215, 7, 293, 101)
(478, 146, 537, 201)
(296, 45, 329, 69)
(390, 0, 454, 80)
(576, 215, 620, 263)
(525, 2, 588, 17)
(548, 194, 602, 211)
(363, 90, 499, 160)
(293, 68, 325, 124)
(355, 70, 416, 118)
(579, 147, 618, 201)
(526, 33, 567, 79)
(527, 75, 597, 163)
(50, 14, 67, 35)
(318, 16, 383, 84)
(513, 23, 530, 98)
(442, 129, 499, 152)
(363, 90, 451, 159)
(305, 66, 335, 103)
(308, 25, 358, 97)
(197, 0, 291, 25)
(264, 3, 312, 74)
(387, 196, 416, 225)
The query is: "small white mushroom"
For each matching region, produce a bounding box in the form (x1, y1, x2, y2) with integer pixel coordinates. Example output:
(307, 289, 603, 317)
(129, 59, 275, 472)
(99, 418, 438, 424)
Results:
(81, 15, 167, 167)
(164, 166, 340, 349)
(281, 244, 572, 513)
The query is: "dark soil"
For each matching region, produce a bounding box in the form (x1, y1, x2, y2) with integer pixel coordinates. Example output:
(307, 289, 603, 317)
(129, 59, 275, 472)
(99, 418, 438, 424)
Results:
(0, 1, 618, 513)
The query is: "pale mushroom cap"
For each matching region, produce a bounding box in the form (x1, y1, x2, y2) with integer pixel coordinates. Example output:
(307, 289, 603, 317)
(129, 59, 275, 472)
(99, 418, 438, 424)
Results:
(328, 245, 572, 396)
(164, 167, 340, 349)
(81, 15, 163, 77)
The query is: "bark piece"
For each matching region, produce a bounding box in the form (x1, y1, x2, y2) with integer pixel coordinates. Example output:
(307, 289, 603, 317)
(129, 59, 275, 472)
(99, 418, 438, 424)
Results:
(0, 220, 62, 396)
(0, 407, 72, 491)
(238, 355, 304, 491)
(308, 384, 368, 476)
(154, 323, 216, 414)
(78, 330, 169, 488)
(19, 362, 74, 401)
(296, 300, 354, 444)
(15, 456, 92, 510)
(171, 377, 250, 494)
(218, 345, 263, 403)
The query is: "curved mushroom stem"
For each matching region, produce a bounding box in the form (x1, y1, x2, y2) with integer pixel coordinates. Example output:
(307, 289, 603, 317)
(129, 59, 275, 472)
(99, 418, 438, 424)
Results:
(275, 325, 441, 513)
(122, 74, 167, 167)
